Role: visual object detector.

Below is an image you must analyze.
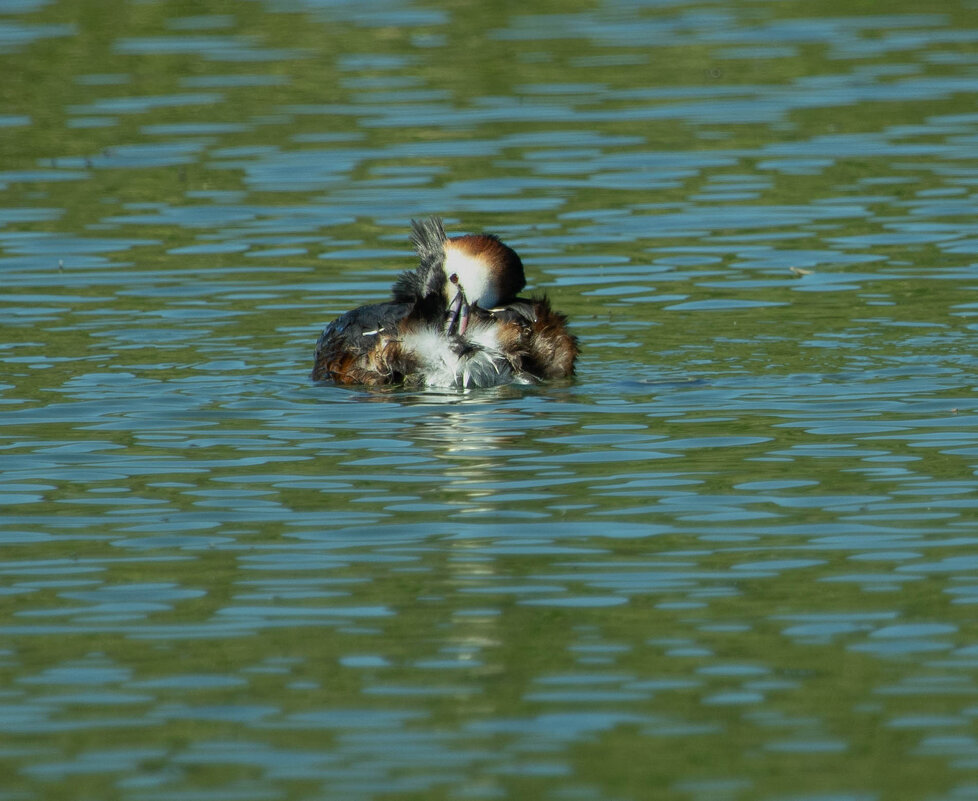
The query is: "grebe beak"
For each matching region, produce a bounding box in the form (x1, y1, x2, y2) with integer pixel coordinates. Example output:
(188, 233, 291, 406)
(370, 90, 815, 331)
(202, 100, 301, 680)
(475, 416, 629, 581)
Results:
(445, 273, 471, 336)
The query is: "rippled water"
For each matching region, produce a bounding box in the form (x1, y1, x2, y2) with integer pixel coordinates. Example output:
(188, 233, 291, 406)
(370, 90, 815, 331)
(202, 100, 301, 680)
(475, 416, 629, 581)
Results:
(4, 0, 978, 799)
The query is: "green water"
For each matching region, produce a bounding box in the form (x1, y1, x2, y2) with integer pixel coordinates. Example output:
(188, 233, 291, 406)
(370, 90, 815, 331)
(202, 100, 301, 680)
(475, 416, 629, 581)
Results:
(3, 0, 978, 799)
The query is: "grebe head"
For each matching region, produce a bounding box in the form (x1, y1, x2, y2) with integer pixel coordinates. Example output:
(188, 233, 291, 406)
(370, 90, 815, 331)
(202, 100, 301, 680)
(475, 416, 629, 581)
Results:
(405, 217, 526, 336)
(441, 233, 526, 310)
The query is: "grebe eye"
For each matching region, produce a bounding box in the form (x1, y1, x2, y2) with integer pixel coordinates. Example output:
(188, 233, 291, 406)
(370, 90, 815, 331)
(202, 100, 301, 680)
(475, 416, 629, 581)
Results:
(449, 273, 459, 284)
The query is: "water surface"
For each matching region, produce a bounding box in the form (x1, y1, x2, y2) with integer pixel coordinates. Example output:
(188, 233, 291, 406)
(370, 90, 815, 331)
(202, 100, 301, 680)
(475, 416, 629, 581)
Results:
(3, 0, 978, 799)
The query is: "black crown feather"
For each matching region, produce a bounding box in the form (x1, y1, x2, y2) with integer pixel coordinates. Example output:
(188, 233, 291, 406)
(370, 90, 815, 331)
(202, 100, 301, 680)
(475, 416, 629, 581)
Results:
(392, 216, 448, 303)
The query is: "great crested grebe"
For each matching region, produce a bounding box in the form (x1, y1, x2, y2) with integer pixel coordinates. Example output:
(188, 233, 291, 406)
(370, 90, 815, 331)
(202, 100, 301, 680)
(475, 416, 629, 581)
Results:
(311, 217, 577, 388)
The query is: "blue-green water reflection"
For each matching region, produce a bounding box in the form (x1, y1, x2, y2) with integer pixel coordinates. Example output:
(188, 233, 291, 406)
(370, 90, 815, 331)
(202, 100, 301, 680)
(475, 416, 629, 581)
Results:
(3, 0, 978, 799)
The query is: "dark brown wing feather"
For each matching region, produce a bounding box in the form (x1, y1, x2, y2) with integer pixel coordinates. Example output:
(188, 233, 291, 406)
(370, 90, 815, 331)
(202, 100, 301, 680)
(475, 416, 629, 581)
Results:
(521, 297, 578, 379)
(310, 301, 415, 384)
(475, 296, 578, 380)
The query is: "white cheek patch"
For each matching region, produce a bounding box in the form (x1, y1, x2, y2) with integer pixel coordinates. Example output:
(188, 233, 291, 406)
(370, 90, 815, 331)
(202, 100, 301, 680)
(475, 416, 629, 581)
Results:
(443, 247, 497, 307)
